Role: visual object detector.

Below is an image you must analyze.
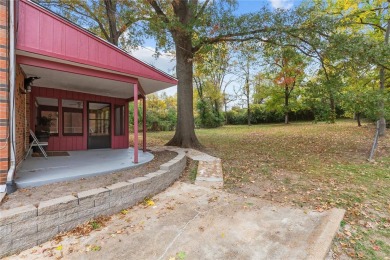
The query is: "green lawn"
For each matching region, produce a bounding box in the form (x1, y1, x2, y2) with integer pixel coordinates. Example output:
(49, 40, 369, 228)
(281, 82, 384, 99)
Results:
(144, 120, 390, 259)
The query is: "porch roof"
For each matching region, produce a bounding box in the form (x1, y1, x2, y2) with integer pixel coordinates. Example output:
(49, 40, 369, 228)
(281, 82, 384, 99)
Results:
(15, 0, 177, 98)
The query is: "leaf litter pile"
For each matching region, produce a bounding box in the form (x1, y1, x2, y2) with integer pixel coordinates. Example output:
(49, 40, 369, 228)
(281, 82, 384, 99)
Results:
(23, 198, 159, 259)
(26, 216, 111, 258)
(148, 121, 390, 259)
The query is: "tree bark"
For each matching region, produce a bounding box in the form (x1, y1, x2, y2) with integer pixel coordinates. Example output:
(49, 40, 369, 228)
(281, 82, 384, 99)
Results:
(166, 35, 201, 148)
(329, 92, 336, 123)
(245, 61, 251, 126)
(284, 86, 289, 124)
(357, 112, 361, 127)
(104, 0, 120, 45)
(247, 94, 251, 126)
(378, 17, 390, 136)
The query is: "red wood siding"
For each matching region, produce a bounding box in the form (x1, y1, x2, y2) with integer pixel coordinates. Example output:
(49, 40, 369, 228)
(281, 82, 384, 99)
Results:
(31, 87, 129, 151)
(16, 0, 176, 85)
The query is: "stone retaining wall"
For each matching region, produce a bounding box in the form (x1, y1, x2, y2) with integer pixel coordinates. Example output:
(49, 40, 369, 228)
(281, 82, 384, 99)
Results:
(0, 151, 186, 257)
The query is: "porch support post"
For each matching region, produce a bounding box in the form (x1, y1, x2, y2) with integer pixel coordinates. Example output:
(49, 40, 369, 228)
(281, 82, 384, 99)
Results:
(133, 84, 138, 163)
(143, 97, 146, 152)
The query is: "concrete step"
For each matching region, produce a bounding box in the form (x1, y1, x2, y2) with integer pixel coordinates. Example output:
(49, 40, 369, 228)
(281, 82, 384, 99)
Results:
(195, 159, 223, 189)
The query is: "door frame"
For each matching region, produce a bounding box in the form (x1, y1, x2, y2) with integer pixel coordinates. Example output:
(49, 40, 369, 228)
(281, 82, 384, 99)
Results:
(87, 101, 111, 149)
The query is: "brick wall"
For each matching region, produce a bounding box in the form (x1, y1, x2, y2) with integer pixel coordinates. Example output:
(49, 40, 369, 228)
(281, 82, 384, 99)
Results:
(15, 64, 29, 166)
(0, 0, 9, 185)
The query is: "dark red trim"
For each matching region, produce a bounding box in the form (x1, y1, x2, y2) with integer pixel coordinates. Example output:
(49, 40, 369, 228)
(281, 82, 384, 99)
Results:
(137, 81, 146, 97)
(133, 84, 138, 163)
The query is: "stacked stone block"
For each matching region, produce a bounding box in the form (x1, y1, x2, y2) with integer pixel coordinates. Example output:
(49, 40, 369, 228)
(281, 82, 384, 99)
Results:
(0, 151, 186, 257)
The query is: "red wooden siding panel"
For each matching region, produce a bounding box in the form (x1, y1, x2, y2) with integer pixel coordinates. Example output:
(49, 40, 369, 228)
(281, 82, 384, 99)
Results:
(23, 4, 39, 49)
(65, 25, 78, 58)
(16, 0, 177, 85)
(98, 44, 108, 65)
(78, 33, 89, 60)
(39, 12, 53, 53)
(88, 37, 99, 64)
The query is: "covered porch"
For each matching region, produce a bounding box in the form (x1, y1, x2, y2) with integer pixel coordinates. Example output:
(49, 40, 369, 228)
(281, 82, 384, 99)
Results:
(16, 148, 154, 188)
(7, 0, 177, 189)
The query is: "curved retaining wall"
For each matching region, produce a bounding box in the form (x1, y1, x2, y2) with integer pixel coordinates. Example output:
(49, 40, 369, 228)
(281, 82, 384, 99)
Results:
(0, 151, 186, 257)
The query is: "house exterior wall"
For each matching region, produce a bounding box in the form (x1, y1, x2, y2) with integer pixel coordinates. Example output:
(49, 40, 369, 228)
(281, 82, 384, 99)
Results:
(31, 87, 129, 151)
(15, 64, 29, 166)
(0, 0, 9, 185)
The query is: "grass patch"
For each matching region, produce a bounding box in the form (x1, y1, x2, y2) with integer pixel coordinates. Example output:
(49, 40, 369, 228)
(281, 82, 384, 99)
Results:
(90, 221, 101, 230)
(180, 159, 198, 184)
(189, 162, 198, 183)
(148, 120, 390, 259)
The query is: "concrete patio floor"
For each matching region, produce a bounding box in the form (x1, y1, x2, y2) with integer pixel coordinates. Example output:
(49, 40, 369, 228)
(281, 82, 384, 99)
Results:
(15, 148, 154, 188)
(6, 182, 345, 260)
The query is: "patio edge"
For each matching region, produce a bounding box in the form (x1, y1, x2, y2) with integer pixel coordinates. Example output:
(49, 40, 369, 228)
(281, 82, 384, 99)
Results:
(306, 208, 346, 260)
(0, 150, 186, 258)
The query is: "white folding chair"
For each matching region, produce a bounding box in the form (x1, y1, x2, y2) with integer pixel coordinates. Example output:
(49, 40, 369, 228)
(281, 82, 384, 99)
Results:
(25, 129, 48, 159)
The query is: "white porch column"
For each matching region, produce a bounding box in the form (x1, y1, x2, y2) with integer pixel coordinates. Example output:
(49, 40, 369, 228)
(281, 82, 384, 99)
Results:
(133, 83, 138, 163)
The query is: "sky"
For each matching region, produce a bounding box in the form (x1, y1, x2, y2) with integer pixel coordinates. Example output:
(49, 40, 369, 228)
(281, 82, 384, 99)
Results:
(130, 0, 303, 97)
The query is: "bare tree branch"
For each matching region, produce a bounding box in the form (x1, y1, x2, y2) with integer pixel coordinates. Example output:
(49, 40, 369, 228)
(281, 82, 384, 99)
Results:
(195, 0, 210, 20)
(147, 0, 171, 24)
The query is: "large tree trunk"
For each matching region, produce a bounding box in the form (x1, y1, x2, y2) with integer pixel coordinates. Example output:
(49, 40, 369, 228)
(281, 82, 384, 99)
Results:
(247, 95, 251, 126)
(104, 0, 120, 46)
(378, 18, 390, 136)
(224, 96, 228, 124)
(284, 86, 289, 124)
(166, 35, 201, 148)
(357, 112, 361, 127)
(329, 92, 336, 123)
(245, 61, 251, 126)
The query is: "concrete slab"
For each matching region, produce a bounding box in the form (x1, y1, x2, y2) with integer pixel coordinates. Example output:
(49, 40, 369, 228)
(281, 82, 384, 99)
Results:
(15, 148, 154, 188)
(7, 182, 345, 260)
(195, 159, 224, 189)
(150, 146, 224, 188)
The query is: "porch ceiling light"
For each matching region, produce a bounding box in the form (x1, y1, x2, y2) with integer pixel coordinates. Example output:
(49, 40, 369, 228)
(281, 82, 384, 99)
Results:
(23, 76, 40, 93)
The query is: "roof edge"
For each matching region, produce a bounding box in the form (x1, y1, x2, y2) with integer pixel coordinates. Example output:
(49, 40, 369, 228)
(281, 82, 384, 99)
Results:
(25, 0, 177, 83)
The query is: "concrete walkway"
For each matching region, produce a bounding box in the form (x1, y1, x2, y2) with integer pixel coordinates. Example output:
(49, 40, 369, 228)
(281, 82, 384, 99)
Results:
(6, 182, 345, 260)
(150, 146, 224, 189)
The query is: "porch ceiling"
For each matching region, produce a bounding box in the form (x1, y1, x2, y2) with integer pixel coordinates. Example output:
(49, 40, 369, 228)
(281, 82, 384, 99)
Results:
(21, 64, 135, 99)
(18, 50, 177, 98)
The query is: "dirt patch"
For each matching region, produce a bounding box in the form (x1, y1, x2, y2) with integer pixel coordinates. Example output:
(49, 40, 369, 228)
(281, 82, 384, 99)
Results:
(0, 151, 177, 210)
(224, 168, 305, 204)
(179, 158, 198, 184)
